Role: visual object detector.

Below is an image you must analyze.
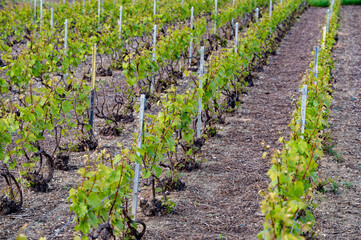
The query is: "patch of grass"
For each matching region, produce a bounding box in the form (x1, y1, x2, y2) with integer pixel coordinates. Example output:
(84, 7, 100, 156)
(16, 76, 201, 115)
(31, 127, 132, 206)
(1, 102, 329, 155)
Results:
(308, 0, 330, 7)
(342, 0, 361, 5)
(308, 0, 361, 7)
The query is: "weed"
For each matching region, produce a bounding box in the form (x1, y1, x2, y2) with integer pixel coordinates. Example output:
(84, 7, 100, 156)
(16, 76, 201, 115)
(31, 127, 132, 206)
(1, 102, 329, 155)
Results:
(334, 152, 345, 162)
(327, 179, 340, 194)
(343, 181, 353, 189)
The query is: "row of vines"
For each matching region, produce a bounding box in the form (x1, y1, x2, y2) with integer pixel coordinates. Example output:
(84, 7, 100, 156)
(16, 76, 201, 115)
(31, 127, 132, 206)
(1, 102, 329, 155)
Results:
(259, 0, 340, 239)
(0, 0, 325, 239)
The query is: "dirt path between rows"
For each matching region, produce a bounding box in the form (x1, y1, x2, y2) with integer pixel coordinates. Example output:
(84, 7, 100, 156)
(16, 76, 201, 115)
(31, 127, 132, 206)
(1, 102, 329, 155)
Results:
(143, 7, 327, 240)
(315, 5, 361, 240)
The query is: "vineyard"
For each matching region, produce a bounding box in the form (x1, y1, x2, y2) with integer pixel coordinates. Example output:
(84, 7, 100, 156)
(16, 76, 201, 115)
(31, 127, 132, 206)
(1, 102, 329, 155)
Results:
(0, 0, 360, 239)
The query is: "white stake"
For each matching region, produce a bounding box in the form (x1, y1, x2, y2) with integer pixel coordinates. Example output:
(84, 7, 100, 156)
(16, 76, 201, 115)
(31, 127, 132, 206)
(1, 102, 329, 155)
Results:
(188, 7, 194, 66)
(152, 25, 157, 62)
(40, 0, 43, 26)
(314, 46, 319, 79)
(231, 0, 235, 26)
(153, 0, 156, 16)
(50, 8, 53, 33)
(330, 0, 334, 14)
(131, 94, 146, 221)
(150, 25, 157, 93)
(326, 9, 330, 32)
(190, 6, 194, 29)
(197, 46, 205, 138)
(83, 0, 85, 14)
(255, 8, 259, 22)
(98, 0, 101, 26)
(214, 0, 218, 33)
(322, 26, 326, 50)
(300, 85, 308, 139)
(30, 0, 32, 11)
(34, 0, 37, 21)
(234, 22, 239, 53)
(64, 19, 68, 83)
(119, 6, 123, 39)
(64, 19, 68, 52)
(269, 0, 272, 17)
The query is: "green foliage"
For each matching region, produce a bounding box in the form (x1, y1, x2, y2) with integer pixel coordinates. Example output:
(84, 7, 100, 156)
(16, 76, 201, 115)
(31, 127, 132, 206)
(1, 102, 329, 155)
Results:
(308, 0, 361, 6)
(259, 1, 341, 239)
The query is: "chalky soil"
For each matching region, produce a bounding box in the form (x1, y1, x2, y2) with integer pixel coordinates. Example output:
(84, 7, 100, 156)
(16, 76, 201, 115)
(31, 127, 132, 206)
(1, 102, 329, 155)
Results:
(315, 5, 361, 240)
(143, 7, 326, 240)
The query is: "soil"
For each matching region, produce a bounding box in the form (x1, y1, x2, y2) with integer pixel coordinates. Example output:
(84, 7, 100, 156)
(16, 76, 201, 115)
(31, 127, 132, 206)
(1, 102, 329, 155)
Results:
(2, 4, 359, 240)
(142, 7, 326, 240)
(314, 5, 361, 240)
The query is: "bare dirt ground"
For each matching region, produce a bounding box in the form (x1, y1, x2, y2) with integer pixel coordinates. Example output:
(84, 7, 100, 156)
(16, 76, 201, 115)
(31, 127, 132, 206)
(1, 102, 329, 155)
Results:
(143, 7, 326, 240)
(314, 5, 361, 240)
